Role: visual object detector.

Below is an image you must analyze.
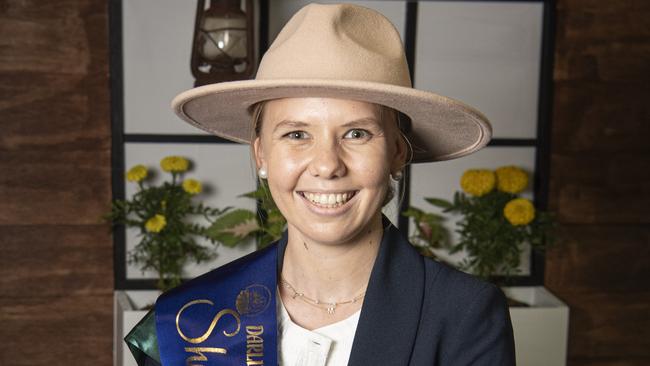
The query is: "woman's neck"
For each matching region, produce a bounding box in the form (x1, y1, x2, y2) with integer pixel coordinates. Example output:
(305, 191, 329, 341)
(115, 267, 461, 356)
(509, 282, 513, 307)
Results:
(280, 215, 384, 303)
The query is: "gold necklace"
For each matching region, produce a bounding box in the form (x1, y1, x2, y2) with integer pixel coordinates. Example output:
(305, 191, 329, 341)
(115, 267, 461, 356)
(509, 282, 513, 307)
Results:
(279, 276, 366, 315)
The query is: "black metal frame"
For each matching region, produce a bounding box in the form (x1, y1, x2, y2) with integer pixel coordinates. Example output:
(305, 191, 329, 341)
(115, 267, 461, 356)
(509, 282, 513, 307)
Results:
(110, 0, 555, 289)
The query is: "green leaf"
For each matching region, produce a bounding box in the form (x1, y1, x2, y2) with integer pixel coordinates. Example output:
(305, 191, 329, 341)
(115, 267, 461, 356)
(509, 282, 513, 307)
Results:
(401, 207, 423, 219)
(240, 189, 263, 200)
(207, 209, 260, 247)
(424, 197, 454, 210)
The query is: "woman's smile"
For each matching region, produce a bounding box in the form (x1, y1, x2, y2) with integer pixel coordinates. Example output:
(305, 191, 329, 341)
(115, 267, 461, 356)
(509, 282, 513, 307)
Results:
(296, 190, 359, 216)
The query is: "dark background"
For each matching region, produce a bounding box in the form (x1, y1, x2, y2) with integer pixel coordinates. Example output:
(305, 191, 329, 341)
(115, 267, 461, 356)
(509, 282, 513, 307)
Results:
(0, 0, 648, 365)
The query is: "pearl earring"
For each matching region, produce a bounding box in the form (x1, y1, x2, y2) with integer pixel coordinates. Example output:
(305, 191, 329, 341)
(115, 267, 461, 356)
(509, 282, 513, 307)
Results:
(258, 167, 268, 179)
(391, 171, 403, 181)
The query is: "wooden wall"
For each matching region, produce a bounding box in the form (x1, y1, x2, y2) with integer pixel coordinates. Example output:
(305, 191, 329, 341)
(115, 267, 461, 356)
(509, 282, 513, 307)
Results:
(0, 1, 113, 365)
(0, 0, 648, 365)
(546, 0, 650, 365)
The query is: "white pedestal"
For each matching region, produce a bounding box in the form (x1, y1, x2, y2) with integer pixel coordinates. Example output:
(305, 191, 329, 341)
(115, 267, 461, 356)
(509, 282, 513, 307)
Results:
(114, 290, 160, 366)
(503, 286, 569, 366)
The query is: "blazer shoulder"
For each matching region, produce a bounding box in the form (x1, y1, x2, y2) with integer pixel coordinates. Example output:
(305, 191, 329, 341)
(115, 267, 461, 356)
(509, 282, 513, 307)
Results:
(421, 257, 505, 312)
(423, 257, 492, 291)
(422, 259, 516, 365)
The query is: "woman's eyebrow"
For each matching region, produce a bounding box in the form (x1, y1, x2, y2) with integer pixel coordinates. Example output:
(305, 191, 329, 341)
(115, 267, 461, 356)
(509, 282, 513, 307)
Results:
(272, 120, 309, 133)
(341, 117, 381, 128)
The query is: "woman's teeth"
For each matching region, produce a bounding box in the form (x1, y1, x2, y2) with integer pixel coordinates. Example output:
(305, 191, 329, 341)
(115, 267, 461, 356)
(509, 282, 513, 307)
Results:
(303, 192, 355, 207)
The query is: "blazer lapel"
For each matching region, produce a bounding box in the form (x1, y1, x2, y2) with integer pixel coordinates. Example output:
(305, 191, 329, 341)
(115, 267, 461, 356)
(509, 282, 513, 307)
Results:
(347, 218, 425, 366)
(276, 217, 425, 366)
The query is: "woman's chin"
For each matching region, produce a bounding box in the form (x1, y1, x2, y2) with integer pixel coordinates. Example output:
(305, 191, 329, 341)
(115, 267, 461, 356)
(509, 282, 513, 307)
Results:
(289, 215, 381, 247)
(297, 230, 359, 247)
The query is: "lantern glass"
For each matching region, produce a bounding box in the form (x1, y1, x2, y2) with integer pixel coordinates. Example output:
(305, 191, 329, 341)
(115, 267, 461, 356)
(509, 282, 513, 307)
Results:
(197, 1, 248, 72)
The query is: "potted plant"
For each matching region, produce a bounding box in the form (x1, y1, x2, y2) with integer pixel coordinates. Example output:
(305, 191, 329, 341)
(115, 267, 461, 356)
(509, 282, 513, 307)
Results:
(106, 155, 231, 291)
(105, 155, 239, 366)
(404, 166, 569, 366)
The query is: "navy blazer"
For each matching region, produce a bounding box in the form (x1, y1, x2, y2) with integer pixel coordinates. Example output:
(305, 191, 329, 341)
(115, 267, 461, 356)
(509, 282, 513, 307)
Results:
(130, 219, 516, 365)
(340, 220, 515, 366)
(320, 220, 517, 365)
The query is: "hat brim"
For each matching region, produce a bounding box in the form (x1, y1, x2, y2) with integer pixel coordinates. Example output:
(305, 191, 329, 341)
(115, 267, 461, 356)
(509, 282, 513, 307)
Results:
(172, 79, 491, 163)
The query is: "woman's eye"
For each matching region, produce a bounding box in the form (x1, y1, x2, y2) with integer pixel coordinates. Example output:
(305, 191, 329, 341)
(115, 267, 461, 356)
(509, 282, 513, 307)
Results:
(284, 131, 309, 139)
(344, 129, 371, 139)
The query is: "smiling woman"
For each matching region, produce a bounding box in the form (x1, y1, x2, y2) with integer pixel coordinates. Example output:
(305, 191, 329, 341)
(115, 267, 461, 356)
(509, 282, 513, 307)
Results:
(125, 3, 514, 366)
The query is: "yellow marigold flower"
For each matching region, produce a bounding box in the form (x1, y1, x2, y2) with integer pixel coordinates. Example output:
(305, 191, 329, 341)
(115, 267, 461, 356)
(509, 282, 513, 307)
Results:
(160, 156, 189, 173)
(182, 179, 202, 195)
(145, 214, 167, 233)
(503, 198, 535, 226)
(126, 164, 148, 182)
(460, 169, 496, 197)
(496, 166, 529, 194)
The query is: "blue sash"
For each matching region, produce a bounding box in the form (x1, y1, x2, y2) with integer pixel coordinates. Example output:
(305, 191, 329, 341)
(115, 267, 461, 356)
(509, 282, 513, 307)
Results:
(155, 244, 278, 365)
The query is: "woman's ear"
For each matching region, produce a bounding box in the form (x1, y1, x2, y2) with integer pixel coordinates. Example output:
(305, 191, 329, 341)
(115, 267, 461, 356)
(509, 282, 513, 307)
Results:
(253, 136, 265, 170)
(392, 130, 409, 173)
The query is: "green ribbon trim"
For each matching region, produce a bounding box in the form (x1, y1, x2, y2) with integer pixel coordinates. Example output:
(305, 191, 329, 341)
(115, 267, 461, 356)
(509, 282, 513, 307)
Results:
(124, 309, 161, 365)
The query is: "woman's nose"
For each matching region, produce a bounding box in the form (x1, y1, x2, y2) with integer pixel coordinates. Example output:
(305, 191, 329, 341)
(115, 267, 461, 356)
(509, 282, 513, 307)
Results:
(308, 141, 347, 179)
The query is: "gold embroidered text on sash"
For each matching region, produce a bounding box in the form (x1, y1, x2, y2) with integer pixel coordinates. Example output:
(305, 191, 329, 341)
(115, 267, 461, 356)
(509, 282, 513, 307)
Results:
(175, 299, 265, 365)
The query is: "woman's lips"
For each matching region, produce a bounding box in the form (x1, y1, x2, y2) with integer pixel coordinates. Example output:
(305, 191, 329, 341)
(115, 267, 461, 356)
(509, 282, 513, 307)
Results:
(297, 191, 358, 209)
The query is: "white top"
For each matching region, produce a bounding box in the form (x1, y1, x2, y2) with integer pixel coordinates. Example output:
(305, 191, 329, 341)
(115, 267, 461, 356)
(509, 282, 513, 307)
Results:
(277, 290, 361, 366)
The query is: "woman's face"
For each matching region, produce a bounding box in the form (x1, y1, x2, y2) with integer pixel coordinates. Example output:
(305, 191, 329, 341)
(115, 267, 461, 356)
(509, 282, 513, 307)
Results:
(253, 97, 406, 245)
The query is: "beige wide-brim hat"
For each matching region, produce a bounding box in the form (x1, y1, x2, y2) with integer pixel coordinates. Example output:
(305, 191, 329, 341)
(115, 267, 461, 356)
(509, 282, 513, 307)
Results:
(172, 3, 492, 163)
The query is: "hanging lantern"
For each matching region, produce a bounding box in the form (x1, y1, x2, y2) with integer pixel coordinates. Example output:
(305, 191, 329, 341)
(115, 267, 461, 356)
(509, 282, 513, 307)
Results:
(191, 0, 255, 86)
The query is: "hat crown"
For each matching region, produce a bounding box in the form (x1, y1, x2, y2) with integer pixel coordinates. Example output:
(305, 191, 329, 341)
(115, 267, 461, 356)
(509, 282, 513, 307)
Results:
(257, 3, 412, 87)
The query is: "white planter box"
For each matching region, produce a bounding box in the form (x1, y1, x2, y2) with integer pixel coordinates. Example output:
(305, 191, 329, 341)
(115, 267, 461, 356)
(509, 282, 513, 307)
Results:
(114, 290, 160, 366)
(503, 286, 569, 366)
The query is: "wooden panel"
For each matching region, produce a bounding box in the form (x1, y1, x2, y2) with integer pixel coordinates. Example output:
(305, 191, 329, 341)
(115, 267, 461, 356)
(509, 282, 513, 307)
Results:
(545, 225, 650, 292)
(553, 0, 650, 156)
(549, 0, 650, 364)
(0, 149, 111, 225)
(0, 0, 113, 365)
(549, 155, 650, 188)
(555, 0, 650, 45)
(0, 0, 112, 226)
(550, 183, 650, 224)
(551, 82, 650, 154)
(0, 0, 109, 74)
(549, 154, 650, 224)
(0, 225, 113, 297)
(0, 294, 113, 366)
(551, 291, 650, 360)
(0, 86, 110, 148)
(0, 72, 82, 113)
(554, 39, 650, 84)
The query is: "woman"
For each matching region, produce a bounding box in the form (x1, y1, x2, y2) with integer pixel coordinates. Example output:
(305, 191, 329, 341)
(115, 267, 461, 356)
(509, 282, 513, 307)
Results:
(126, 3, 515, 365)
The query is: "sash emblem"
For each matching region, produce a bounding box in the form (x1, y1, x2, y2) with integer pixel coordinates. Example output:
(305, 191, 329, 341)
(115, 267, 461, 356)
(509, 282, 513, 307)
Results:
(236, 284, 272, 316)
